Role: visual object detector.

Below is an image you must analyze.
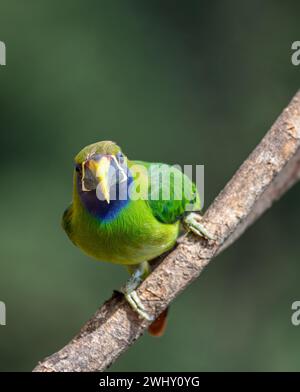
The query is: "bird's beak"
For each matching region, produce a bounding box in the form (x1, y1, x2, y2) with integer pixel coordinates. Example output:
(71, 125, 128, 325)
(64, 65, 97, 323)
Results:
(95, 156, 111, 203)
(82, 156, 111, 203)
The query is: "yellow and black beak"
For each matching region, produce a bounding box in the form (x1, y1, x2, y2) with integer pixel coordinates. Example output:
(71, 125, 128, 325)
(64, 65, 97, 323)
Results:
(81, 156, 111, 203)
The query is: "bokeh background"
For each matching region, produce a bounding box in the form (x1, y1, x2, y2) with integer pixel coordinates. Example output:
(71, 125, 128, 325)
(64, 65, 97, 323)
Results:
(1, 0, 300, 372)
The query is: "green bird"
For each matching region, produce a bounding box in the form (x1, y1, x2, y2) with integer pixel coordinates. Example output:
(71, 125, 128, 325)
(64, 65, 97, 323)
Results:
(62, 141, 211, 332)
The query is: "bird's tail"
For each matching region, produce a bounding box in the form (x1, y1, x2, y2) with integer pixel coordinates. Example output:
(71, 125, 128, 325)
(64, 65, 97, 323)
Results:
(148, 307, 169, 337)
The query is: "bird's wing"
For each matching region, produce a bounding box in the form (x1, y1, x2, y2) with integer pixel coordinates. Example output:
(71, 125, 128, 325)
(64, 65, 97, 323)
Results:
(132, 161, 201, 224)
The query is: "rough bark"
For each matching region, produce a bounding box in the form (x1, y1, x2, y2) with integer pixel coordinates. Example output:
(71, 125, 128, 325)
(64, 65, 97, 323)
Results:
(34, 91, 300, 372)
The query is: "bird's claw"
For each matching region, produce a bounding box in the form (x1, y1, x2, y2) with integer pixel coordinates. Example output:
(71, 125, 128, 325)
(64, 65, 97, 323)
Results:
(124, 290, 154, 321)
(184, 212, 215, 240)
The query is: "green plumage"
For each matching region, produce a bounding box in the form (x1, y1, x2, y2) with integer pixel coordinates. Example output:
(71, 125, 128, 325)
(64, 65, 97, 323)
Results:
(63, 141, 201, 267)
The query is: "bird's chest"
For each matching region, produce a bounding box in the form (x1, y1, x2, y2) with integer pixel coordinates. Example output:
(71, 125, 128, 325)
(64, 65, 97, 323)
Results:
(71, 200, 178, 265)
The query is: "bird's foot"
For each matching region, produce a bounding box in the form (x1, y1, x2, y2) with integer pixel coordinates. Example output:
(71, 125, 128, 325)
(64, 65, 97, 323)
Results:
(124, 290, 154, 321)
(184, 212, 215, 240)
(121, 261, 154, 321)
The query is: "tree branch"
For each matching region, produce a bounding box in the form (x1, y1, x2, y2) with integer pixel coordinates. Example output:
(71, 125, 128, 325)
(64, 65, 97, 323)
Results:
(34, 91, 300, 372)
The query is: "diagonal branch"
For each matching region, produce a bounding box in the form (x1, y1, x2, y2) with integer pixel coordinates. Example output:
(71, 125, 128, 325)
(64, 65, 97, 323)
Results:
(34, 91, 300, 372)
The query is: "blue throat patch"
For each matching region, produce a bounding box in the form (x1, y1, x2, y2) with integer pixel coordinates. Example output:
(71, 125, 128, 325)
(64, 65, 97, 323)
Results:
(77, 172, 133, 222)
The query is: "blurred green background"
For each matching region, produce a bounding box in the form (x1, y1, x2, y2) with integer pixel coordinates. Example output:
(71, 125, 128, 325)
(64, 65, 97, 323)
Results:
(1, 0, 300, 372)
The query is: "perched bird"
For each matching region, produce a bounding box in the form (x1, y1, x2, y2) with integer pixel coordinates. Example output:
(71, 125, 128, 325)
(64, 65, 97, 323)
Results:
(62, 141, 211, 335)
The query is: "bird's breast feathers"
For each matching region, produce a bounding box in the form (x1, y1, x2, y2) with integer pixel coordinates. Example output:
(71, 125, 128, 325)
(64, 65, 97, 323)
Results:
(68, 198, 179, 265)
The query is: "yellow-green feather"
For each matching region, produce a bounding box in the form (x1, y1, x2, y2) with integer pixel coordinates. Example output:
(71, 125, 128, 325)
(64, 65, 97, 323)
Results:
(63, 172, 179, 265)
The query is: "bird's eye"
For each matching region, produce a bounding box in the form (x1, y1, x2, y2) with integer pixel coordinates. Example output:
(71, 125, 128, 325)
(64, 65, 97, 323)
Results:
(117, 152, 124, 163)
(75, 164, 82, 174)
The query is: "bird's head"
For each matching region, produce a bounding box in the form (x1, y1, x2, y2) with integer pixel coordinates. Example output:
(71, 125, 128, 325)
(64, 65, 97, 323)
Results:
(74, 141, 128, 204)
